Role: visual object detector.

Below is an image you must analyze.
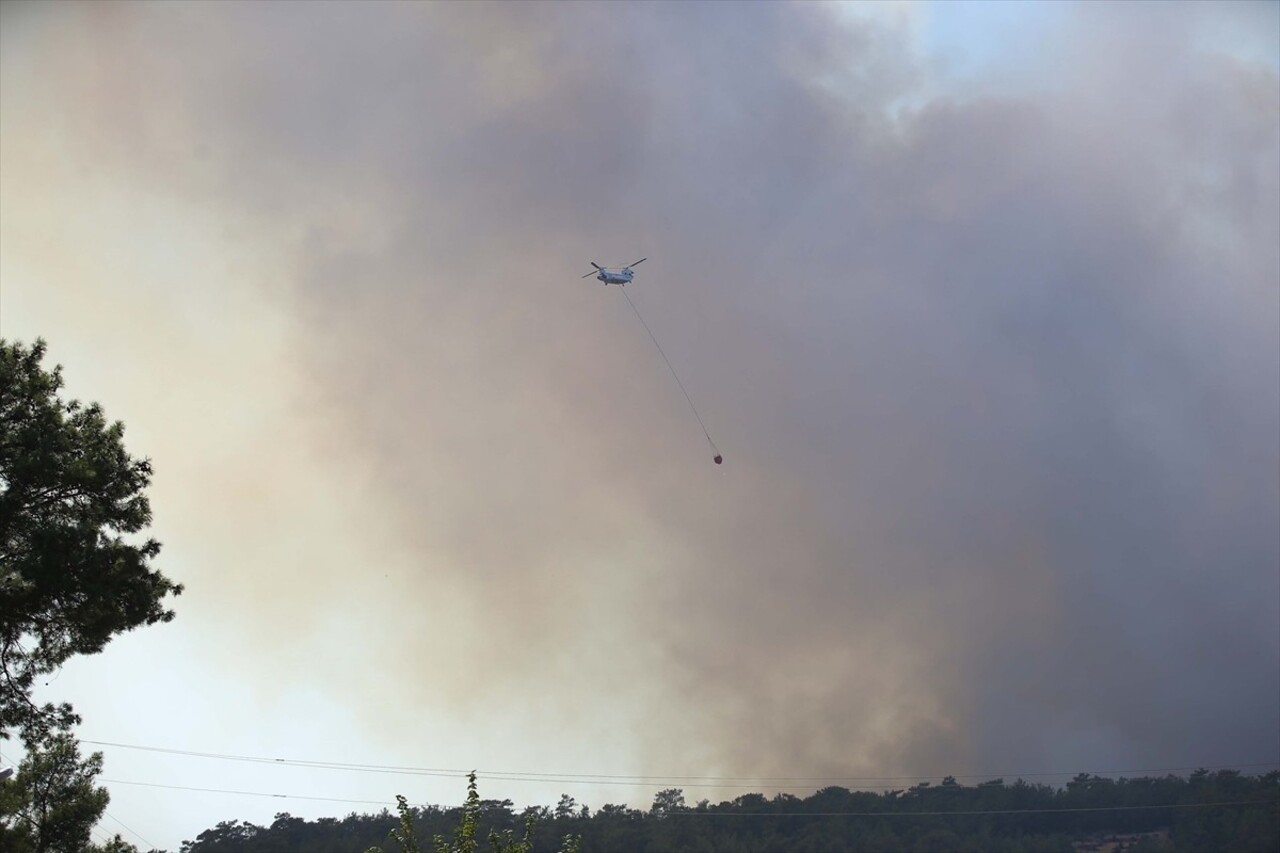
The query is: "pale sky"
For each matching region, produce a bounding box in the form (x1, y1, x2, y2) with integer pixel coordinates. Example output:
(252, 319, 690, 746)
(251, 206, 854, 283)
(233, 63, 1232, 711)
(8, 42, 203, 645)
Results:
(1, 2, 1277, 850)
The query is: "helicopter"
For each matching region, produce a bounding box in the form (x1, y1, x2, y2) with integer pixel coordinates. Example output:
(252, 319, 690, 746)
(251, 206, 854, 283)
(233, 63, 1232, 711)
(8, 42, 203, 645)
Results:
(582, 258, 646, 285)
(580, 256, 723, 465)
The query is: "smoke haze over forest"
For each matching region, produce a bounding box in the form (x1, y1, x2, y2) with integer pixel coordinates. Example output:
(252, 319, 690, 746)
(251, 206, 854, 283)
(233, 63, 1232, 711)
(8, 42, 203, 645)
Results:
(1, 1, 1276, 849)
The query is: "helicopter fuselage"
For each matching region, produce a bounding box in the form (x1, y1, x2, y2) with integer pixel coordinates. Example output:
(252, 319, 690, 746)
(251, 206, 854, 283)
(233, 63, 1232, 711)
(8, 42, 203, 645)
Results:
(584, 258, 644, 285)
(597, 268, 635, 285)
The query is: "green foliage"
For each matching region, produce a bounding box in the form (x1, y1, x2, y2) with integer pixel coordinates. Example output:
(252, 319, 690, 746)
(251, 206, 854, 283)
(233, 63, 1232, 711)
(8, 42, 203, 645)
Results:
(0, 339, 182, 746)
(650, 788, 687, 818)
(187, 771, 1278, 853)
(365, 795, 421, 853)
(434, 770, 479, 853)
(90, 836, 141, 853)
(0, 338, 175, 852)
(0, 733, 111, 852)
(362, 773, 580, 853)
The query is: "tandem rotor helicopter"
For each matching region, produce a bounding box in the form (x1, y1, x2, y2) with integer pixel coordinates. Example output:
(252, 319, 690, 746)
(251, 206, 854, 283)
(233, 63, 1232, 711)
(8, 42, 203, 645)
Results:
(582, 258, 646, 285)
(580, 256, 723, 464)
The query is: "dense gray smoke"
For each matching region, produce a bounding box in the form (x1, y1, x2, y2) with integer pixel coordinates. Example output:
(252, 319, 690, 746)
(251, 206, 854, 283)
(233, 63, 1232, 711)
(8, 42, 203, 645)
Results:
(3, 0, 1275, 789)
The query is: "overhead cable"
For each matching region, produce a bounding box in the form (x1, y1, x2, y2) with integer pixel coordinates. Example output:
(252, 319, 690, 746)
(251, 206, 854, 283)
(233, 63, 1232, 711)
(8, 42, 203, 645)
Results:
(82, 739, 1278, 788)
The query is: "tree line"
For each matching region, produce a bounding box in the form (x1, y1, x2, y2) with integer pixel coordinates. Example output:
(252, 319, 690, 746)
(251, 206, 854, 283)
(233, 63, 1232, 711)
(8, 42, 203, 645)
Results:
(178, 769, 1279, 853)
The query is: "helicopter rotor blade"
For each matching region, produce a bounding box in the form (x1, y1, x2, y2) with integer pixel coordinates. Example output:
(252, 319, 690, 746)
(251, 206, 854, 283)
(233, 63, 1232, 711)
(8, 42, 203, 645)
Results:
(582, 270, 601, 278)
(625, 258, 647, 268)
(591, 262, 603, 270)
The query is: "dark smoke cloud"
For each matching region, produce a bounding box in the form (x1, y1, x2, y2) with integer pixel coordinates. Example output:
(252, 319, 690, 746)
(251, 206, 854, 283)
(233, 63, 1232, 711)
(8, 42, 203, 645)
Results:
(7, 0, 1276, 786)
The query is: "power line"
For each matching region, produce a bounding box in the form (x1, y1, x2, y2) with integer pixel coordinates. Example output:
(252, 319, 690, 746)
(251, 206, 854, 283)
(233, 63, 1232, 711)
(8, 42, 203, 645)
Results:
(103, 809, 155, 851)
(81, 739, 1279, 787)
(95, 778, 1280, 820)
(101, 778, 393, 807)
(86, 740, 468, 780)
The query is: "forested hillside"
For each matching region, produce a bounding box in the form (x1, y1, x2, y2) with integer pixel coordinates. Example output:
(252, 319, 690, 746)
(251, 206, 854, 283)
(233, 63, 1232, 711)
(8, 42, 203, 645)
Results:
(179, 769, 1278, 852)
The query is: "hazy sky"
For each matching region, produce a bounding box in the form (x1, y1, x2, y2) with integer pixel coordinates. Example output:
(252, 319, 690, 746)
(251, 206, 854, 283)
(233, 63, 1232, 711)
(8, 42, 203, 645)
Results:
(1, 1, 1277, 849)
